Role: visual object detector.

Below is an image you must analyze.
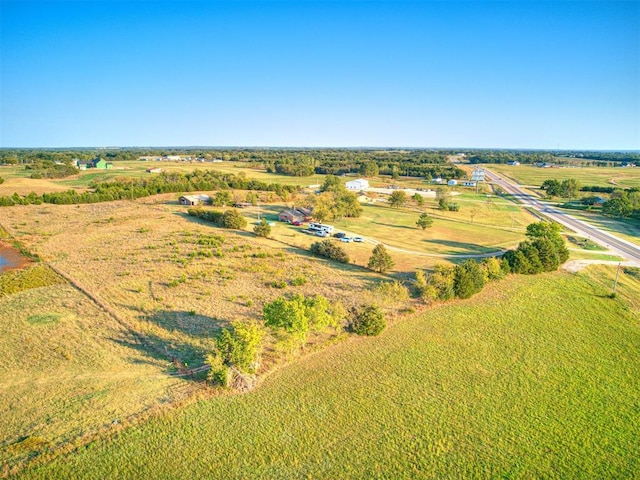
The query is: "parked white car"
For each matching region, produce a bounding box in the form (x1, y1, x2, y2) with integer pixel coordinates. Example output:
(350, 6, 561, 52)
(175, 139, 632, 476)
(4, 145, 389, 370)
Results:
(353, 237, 363, 242)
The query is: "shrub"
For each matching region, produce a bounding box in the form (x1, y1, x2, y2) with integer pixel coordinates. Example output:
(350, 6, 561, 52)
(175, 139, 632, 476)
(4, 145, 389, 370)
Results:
(368, 244, 394, 273)
(310, 239, 350, 263)
(253, 218, 271, 237)
(351, 304, 386, 336)
(221, 209, 248, 229)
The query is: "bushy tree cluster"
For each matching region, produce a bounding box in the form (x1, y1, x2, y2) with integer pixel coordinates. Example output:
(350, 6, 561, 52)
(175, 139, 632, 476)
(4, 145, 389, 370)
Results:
(263, 294, 343, 346)
(541, 179, 581, 198)
(310, 239, 350, 263)
(602, 190, 640, 218)
(416, 257, 507, 303)
(310, 175, 363, 221)
(206, 321, 265, 386)
(503, 222, 569, 274)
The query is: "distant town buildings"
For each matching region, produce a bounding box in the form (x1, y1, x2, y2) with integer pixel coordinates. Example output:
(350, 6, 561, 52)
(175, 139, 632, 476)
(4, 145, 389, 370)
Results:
(345, 178, 370, 191)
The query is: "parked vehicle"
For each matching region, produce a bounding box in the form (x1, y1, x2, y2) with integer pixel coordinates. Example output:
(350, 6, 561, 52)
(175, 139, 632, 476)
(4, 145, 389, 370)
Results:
(292, 220, 302, 226)
(333, 232, 346, 238)
(315, 231, 329, 237)
(340, 237, 352, 243)
(353, 237, 363, 242)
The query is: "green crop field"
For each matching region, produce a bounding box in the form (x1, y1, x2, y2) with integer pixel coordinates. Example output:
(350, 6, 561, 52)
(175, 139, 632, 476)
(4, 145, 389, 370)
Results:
(488, 164, 640, 189)
(19, 266, 640, 479)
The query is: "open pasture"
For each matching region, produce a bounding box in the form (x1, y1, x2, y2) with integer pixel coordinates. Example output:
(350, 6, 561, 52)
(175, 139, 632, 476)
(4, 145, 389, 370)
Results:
(488, 164, 640, 189)
(20, 266, 640, 479)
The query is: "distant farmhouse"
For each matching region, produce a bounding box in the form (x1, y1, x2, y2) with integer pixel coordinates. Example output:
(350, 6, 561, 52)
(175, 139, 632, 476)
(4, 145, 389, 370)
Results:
(179, 194, 211, 206)
(77, 157, 114, 171)
(346, 178, 370, 191)
(506, 160, 520, 166)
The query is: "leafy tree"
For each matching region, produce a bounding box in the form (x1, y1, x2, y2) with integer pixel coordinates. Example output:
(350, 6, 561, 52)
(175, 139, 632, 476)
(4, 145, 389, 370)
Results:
(253, 218, 271, 237)
(481, 257, 505, 280)
(368, 244, 394, 273)
(321, 175, 343, 193)
(0, 176, 4, 184)
(263, 295, 309, 338)
(304, 295, 339, 331)
(215, 321, 265, 372)
(221, 209, 248, 229)
(425, 264, 456, 301)
(351, 304, 386, 336)
(603, 196, 633, 217)
(416, 212, 434, 230)
(310, 239, 350, 263)
(213, 190, 233, 207)
(360, 162, 379, 177)
(389, 190, 407, 209)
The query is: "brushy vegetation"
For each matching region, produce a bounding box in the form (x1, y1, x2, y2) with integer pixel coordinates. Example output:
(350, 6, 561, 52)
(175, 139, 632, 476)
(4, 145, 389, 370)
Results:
(310, 239, 350, 264)
(350, 304, 386, 336)
(19, 268, 640, 479)
(0, 264, 65, 297)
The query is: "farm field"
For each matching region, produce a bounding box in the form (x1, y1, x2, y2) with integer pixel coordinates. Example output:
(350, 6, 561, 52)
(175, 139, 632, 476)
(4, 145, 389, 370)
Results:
(488, 164, 640, 189)
(20, 266, 640, 479)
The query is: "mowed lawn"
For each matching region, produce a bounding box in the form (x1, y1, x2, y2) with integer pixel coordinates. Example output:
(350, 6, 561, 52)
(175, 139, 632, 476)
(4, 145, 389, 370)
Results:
(488, 164, 640, 189)
(22, 266, 640, 479)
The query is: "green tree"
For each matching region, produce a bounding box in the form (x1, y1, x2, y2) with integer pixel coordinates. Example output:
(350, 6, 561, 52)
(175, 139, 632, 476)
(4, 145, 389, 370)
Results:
(0, 176, 4, 185)
(388, 190, 407, 209)
(360, 162, 379, 177)
(214, 321, 265, 372)
(263, 295, 309, 338)
(253, 218, 271, 237)
(351, 304, 386, 336)
(427, 264, 456, 301)
(368, 244, 394, 273)
(603, 197, 633, 217)
(221, 209, 248, 229)
(453, 259, 486, 299)
(413, 192, 425, 208)
(213, 190, 233, 207)
(416, 212, 434, 230)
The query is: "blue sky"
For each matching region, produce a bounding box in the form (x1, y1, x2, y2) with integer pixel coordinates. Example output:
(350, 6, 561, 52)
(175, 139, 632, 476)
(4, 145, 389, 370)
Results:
(1, 1, 638, 149)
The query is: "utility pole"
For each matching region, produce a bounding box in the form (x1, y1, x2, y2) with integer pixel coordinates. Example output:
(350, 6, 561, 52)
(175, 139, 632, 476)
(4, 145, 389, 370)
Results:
(612, 262, 621, 295)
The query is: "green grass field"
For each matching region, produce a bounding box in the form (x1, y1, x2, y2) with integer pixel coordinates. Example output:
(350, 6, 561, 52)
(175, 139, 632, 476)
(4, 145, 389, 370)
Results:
(19, 266, 640, 479)
(488, 164, 640, 189)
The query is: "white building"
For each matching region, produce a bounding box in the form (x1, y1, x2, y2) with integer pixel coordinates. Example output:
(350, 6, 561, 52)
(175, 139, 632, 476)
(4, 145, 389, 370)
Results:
(447, 179, 458, 186)
(345, 178, 370, 191)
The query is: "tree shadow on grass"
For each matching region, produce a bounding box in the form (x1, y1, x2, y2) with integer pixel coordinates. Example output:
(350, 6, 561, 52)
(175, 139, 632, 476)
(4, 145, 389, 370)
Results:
(141, 310, 230, 340)
(423, 239, 493, 255)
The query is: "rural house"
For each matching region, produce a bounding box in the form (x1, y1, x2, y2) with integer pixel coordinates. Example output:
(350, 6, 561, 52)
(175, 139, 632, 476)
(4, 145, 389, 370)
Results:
(179, 194, 211, 206)
(278, 209, 305, 223)
(294, 206, 313, 220)
(78, 157, 114, 170)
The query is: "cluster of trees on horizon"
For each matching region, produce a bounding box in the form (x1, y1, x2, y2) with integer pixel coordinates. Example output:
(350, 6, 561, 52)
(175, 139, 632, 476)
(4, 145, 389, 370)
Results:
(2, 147, 637, 170)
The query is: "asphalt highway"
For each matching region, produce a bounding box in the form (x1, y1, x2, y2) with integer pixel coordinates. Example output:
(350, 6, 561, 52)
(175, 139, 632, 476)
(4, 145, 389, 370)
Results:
(483, 168, 640, 264)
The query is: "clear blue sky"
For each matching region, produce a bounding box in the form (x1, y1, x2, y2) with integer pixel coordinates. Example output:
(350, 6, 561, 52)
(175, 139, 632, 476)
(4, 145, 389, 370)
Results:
(1, 0, 638, 149)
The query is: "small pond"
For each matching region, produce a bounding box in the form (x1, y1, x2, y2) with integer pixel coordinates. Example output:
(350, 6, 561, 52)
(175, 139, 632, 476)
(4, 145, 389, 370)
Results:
(0, 243, 31, 273)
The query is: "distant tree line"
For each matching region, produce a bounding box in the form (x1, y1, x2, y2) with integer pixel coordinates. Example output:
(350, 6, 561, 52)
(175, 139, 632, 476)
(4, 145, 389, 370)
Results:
(0, 170, 299, 207)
